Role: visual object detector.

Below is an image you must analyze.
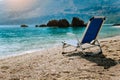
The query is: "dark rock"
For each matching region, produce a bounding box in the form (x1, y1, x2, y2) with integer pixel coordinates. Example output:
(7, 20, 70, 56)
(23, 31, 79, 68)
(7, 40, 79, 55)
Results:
(21, 24, 28, 27)
(35, 24, 47, 27)
(58, 19, 69, 27)
(39, 24, 47, 27)
(47, 20, 59, 26)
(112, 23, 120, 26)
(40, 17, 86, 27)
(35, 25, 39, 27)
(71, 17, 85, 27)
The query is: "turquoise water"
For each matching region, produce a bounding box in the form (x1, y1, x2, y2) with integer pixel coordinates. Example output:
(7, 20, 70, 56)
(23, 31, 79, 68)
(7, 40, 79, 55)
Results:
(0, 25, 120, 57)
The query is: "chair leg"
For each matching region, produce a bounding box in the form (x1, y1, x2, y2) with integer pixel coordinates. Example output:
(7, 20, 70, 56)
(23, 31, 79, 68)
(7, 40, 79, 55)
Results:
(96, 40, 103, 54)
(62, 43, 79, 55)
(79, 45, 86, 55)
(62, 43, 66, 54)
(98, 46, 103, 54)
(79, 40, 103, 56)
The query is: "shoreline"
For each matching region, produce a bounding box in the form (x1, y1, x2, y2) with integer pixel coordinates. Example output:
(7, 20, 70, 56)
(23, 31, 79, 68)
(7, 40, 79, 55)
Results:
(0, 35, 120, 80)
(0, 44, 60, 60)
(0, 35, 120, 60)
(0, 49, 43, 60)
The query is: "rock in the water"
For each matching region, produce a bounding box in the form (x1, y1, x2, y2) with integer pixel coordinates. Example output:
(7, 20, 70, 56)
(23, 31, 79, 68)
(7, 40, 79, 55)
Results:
(112, 24, 120, 26)
(39, 24, 47, 27)
(39, 17, 86, 27)
(21, 24, 28, 27)
(35, 24, 47, 27)
(35, 25, 39, 27)
(58, 19, 70, 27)
(47, 20, 59, 26)
(71, 17, 85, 27)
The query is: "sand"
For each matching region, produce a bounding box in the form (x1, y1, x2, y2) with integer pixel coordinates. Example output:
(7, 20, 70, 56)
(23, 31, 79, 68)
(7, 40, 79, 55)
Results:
(0, 36, 120, 80)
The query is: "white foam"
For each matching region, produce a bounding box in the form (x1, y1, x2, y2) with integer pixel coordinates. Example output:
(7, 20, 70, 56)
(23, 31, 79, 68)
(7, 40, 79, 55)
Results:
(112, 26, 120, 28)
(0, 42, 62, 60)
(0, 49, 44, 60)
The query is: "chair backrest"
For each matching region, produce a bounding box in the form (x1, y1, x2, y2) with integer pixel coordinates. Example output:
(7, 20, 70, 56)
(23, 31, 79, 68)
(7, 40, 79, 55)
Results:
(81, 16, 106, 44)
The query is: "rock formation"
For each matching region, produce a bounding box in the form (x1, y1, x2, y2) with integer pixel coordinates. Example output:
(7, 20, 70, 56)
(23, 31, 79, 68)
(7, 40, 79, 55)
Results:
(71, 17, 86, 27)
(21, 24, 28, 27)
(35, 24, 47, 27)
(112, 24, 120, 26)
(36, 17, 86, 27)
(47, 20, 59, 26)
(58, 19, 69, 27)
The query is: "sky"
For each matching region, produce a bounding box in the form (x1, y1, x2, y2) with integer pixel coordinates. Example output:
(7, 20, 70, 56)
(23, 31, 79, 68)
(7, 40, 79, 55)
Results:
(0, 0, 120, 24)
(0, 0, 78, 24)
(0, 0, 52, 22)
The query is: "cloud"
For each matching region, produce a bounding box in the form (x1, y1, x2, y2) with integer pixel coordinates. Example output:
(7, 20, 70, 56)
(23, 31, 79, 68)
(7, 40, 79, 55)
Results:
(1, 0, 53, 19)
(0, 0, 120, 24)
(0, 0, 63, 21)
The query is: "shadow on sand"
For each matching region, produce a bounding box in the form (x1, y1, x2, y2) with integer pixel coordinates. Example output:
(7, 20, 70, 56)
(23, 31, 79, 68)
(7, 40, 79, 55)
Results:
(64, 52, 117, 69)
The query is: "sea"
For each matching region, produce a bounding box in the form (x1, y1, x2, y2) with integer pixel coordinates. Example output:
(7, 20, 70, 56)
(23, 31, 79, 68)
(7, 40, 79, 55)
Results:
(0, 24, 120, 58)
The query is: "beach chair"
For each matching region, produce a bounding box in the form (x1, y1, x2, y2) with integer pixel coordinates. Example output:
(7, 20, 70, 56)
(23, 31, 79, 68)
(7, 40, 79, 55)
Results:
(62, 16, 106, 55)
